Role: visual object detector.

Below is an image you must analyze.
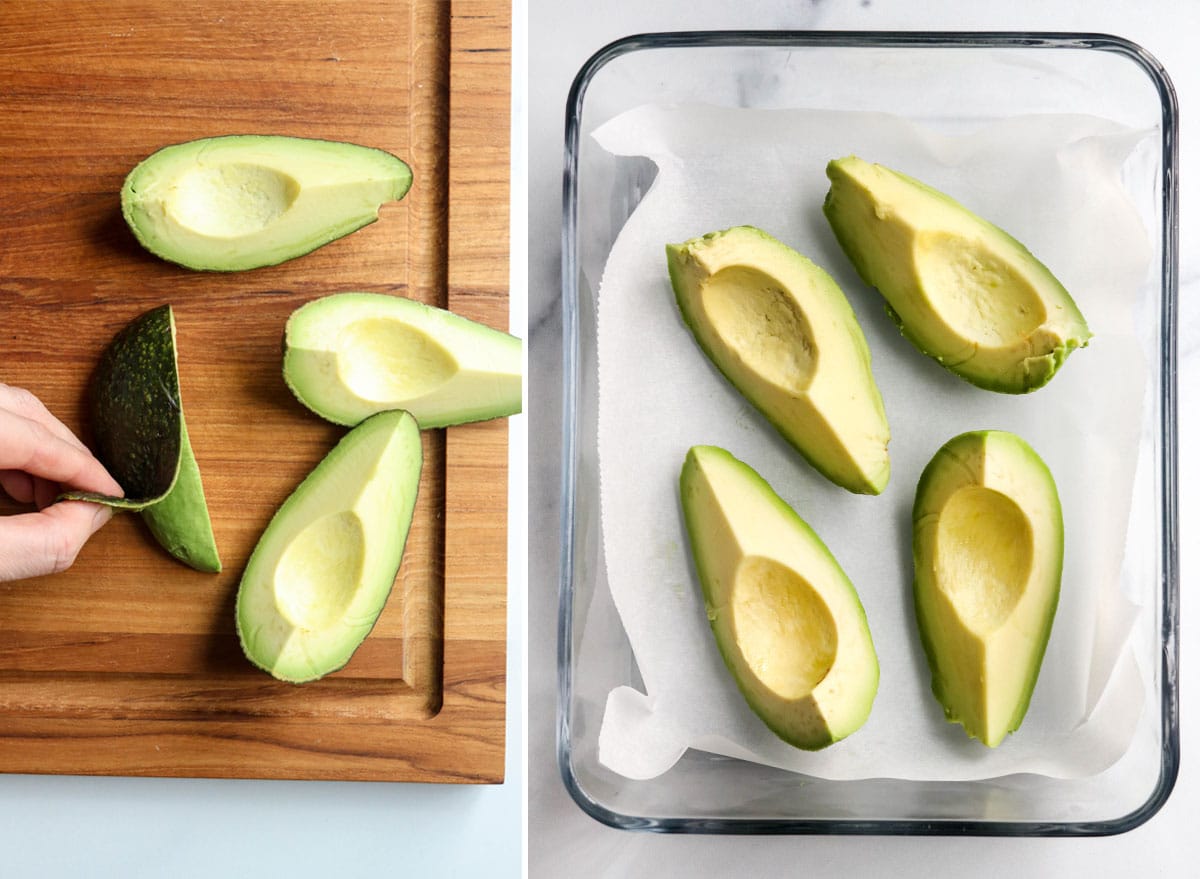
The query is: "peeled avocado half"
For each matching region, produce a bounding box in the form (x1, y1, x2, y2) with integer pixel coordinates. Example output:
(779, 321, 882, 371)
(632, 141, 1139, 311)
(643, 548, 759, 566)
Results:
(236, 409, 422, 683)
(680, 445, 879, 750)
(283, 292, 523, 428)
(62, 305, 220, 573)
(122, 135, 412, 271)
(912, 430, 1063, 746)
(823, 157, 1091, 393)
(667, 226, 891, 495)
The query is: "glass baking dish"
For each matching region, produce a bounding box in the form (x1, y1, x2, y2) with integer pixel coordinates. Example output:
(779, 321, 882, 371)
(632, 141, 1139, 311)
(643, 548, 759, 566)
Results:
(558, 32, 1178, 835)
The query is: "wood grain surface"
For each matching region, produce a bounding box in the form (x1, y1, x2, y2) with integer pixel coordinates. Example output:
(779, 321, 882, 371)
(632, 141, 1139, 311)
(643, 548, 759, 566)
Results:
(0, 0, 511, 782)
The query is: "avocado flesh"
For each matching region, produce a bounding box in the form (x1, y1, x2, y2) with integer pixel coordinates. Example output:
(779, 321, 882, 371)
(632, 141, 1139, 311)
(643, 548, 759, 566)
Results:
(912, 430, 1063, 746)
(236, 409, 422, 683)
(122, 135, 412, 271)
(62, 305, 220, 573)
(667, 226, 890, 495)
(140, 419, 221, 573)
(823, 157, 1091, 393)
(283, 292, 523, 428)
(680, 445, 879, 750)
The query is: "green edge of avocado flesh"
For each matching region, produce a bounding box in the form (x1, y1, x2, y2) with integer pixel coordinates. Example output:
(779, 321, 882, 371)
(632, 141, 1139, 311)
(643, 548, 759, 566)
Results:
(121, 135, 413, 272)
(822, 156, 1090, 394)
(235, 409, 423, 684)
(911, 430, 1064, 746)
(282, 291, 524, 429)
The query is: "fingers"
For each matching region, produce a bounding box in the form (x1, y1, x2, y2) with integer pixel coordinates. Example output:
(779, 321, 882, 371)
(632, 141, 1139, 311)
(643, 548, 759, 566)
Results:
(0, 404, 123, 498)
(0, 500, 114, 582)
(3, 469, 101, 511)
(0, 386, 122, 581)
(0, 392, 94, 504)
(0, 383, 89, 453)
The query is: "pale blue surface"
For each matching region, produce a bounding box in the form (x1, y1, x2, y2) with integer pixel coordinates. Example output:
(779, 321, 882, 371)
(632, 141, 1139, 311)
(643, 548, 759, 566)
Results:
(0, 770, 521, 877)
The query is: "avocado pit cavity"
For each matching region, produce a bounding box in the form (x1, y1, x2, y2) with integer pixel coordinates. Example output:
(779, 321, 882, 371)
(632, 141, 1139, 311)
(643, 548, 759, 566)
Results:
(915, 233, 1047, 348)
(701, 266, 818, 392)
(168, 164, 300, 238)
(275, 510, 366, 630)
(935, 485, 1033, 635)
(336, 317, 458, 403)
(732, 555, 837, 699)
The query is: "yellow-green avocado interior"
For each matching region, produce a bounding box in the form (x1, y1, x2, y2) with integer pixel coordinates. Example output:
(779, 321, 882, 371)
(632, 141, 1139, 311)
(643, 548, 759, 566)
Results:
(680, 445, 879, 750)
(912, 430, 1064, 746)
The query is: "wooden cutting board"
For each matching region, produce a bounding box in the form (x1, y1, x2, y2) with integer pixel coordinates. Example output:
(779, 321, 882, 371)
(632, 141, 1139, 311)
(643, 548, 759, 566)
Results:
(0, 0, 510, 782)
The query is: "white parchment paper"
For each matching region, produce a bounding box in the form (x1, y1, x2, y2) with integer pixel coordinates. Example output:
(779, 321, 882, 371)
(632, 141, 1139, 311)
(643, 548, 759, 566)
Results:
(594, 105, 1155, 781)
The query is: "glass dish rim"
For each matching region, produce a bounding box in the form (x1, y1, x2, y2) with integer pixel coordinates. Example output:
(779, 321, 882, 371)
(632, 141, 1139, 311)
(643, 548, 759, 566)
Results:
(558, 30, 1180, 837)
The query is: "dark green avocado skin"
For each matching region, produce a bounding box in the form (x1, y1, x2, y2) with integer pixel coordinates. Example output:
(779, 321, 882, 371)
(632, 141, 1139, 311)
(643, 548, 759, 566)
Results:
(63, 306, 179, 509)
(62, 305, 220, 572)
(85, 305, 181, 504)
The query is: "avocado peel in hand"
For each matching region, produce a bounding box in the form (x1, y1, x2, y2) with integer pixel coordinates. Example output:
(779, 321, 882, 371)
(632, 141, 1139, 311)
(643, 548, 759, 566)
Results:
(63, 304, 220, 572)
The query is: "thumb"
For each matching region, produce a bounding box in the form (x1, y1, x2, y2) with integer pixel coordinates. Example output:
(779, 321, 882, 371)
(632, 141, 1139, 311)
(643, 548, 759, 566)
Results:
(0, 501, 113, 582)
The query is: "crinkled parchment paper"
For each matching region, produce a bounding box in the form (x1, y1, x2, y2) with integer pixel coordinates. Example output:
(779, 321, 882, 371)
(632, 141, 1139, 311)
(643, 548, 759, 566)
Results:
(594, 104, 1154, 781)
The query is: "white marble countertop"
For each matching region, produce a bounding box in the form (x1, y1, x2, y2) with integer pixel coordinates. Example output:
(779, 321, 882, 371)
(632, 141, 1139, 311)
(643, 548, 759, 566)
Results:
(527, 1, 1197, 875)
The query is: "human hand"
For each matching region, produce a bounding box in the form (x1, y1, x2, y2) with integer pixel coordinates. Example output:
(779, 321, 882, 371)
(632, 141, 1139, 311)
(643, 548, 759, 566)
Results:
(0, 383, 124, 581)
